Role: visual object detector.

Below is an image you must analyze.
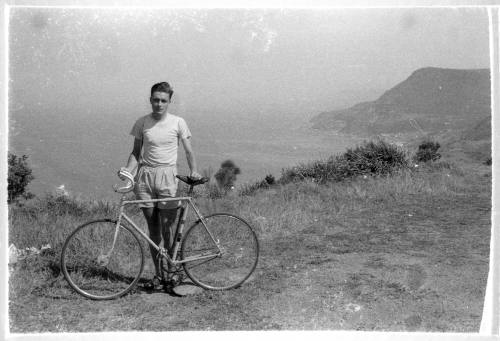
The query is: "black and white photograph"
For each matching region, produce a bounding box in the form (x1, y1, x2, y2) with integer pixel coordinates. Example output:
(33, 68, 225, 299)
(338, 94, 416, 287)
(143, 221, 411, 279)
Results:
(4, 1, 497, 336)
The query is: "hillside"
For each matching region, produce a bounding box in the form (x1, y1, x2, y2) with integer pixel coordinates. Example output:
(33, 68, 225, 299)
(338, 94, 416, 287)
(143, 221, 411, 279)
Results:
(311, 67, 491, 139)
(442, 115, 492, 162)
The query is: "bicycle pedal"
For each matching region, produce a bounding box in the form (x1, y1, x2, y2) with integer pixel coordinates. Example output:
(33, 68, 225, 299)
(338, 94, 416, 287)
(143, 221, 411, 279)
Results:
(143, 276, 163, 291)
(166, 272, 185, 286)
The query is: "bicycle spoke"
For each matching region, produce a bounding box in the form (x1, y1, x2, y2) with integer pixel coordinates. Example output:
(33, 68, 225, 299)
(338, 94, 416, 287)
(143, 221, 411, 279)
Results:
(61, 220, 144, 300)
(181, 214, 259, 290)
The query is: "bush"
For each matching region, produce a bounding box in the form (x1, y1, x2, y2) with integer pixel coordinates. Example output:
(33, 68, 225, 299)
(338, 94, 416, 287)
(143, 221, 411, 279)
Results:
(280, 140, 409, 184)
(415, 140, 441, 163)
(214, 160, 241, 191)
(280, 159, 334, 183)
(239, 174, 276, 196)
(265, 174, 276, 185)
(340, 140, 409, 176)
(8, 152, 35, 204)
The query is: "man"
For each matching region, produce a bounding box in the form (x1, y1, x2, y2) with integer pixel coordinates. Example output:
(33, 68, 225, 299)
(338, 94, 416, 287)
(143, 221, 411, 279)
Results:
(120, 82, 201, 290)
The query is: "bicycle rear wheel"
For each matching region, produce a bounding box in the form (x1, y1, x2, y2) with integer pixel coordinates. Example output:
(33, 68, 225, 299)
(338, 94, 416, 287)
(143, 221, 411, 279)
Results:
(61, 219, 144, 300)
(181, 213, 259, 290)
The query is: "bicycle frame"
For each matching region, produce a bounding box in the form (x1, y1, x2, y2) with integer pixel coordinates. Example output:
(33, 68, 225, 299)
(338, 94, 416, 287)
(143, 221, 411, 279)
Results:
(111, 194, 223, 267)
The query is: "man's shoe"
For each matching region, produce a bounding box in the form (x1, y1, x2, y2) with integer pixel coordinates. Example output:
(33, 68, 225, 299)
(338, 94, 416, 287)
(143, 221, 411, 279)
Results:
(168, 272, 185, 287)
(143, 275, 163, 291)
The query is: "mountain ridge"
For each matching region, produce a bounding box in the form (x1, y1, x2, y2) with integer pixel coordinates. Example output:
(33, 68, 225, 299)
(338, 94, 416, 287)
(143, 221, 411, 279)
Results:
(310, 67, 491, 139)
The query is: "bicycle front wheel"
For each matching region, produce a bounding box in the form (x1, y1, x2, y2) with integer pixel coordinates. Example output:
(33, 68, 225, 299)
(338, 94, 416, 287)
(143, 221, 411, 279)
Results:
(181, 213, 259, 290)
(61, 219, 144, 300)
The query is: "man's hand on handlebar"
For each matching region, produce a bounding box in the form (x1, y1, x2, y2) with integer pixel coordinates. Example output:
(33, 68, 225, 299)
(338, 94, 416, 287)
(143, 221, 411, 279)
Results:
(190, 171, 202, 180)
(118, 167, 131, 181)
(114, 168, 135, 193)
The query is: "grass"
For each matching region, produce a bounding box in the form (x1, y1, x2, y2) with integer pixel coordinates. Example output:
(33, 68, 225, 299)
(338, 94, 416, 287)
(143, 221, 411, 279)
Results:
(8, 140, 491, 332)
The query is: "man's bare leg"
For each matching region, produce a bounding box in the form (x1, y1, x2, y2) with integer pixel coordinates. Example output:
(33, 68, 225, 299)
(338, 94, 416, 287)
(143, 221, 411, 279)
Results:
(142, 207, 162, 278)
(159, 207, 178, 280)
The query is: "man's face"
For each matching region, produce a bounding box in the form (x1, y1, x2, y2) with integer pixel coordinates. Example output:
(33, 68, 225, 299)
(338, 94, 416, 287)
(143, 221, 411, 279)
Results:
(150, 91, 170, 115)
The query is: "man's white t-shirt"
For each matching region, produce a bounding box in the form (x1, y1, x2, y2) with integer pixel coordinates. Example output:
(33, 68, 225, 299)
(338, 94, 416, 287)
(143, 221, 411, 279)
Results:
(130, 113, 192, 167)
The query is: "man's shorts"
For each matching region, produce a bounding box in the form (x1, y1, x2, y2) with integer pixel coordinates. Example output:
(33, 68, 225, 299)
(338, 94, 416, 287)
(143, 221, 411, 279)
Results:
(134, 165, 180, 209)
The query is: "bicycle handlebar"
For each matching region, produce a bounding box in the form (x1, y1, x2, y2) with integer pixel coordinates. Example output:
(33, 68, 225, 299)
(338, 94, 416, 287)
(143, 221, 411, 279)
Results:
(113, 169, 135, 193)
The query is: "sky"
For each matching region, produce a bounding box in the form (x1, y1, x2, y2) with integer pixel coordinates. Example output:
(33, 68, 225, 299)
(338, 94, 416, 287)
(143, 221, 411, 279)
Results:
(8, 7, 490, 118)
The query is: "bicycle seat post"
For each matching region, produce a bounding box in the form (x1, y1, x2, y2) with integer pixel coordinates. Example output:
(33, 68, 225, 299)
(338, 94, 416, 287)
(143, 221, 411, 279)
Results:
(187, 185, 194, 197)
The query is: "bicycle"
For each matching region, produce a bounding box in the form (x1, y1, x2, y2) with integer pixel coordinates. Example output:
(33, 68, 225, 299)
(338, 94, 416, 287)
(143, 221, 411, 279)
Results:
(60, 170, 260, 300)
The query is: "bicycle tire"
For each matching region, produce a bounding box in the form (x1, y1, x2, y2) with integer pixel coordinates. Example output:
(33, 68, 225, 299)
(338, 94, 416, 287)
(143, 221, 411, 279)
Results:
(61, 219, 145, 300)
(181, 213, 259, 290)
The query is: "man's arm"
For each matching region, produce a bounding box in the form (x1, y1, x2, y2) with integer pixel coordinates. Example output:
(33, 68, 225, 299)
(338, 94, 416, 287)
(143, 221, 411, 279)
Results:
(121, 138, 141, 177)
(181, 136, 201, 179)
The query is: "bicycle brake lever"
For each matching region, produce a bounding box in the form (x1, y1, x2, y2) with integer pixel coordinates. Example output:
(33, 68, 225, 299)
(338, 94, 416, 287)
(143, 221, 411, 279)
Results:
(113, 181, 134, 193)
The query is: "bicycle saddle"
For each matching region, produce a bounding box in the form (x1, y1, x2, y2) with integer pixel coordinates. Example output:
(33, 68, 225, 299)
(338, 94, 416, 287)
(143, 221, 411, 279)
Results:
(176, 175, 209, 186)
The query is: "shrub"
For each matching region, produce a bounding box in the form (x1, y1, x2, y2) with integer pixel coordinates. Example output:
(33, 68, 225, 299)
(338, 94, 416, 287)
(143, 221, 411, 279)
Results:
(265, 174, 276, 185)
(280, 159, 334, 183)
(280, 140, 409, 184)
(340, 140, 409, 177)
(214, 160, 241, 191)
(8, 152, 35, 204)
(239, 174, 276, 196)
(415, 140, 441, 163)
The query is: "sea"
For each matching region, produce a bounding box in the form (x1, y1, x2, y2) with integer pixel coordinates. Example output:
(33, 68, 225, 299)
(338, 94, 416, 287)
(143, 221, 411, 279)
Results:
(9, 104, 362, 201)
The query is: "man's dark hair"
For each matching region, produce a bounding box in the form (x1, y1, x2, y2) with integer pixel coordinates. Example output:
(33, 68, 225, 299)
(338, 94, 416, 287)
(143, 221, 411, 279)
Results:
(151, 82, 174, 99)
